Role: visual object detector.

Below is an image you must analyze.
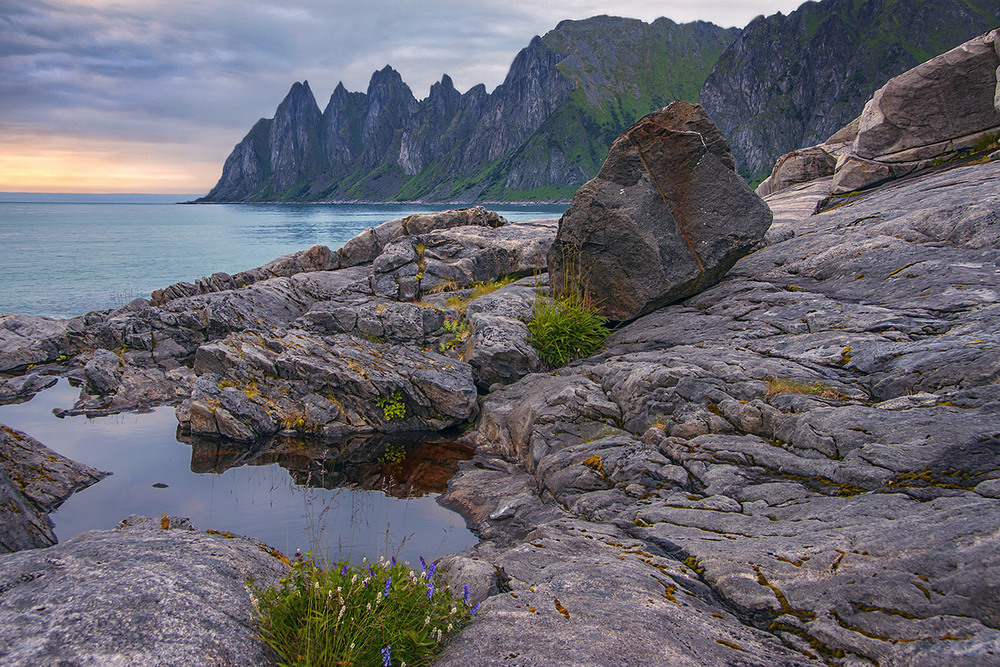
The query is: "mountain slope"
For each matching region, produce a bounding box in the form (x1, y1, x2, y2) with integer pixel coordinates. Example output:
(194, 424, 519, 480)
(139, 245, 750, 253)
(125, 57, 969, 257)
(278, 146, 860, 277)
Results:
(198, 16, 737, 203)
(700, 0, 1000, 182)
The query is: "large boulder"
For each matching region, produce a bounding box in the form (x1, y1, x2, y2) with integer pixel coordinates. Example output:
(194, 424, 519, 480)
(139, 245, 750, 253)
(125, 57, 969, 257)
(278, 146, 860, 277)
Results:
(548, 102, 772, 321)
(830, 28, 1000, 193)
(854, 29, 1000, 161)
(0, 515, 287, 665)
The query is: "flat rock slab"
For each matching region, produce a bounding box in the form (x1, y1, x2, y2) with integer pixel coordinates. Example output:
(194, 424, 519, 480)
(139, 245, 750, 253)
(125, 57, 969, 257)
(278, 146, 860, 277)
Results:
(0, 515, 287, 666)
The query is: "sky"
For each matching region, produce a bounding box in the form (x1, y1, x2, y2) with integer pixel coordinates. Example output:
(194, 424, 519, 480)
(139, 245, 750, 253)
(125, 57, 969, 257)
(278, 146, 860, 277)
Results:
(0, 0, 805, 195)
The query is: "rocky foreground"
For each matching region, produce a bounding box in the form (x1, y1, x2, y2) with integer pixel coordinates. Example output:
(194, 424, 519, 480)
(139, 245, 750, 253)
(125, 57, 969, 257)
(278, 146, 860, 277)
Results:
(434, 160, 1000, 666)
(2, 33, 1000, 664)
(1, 157, 997, 666)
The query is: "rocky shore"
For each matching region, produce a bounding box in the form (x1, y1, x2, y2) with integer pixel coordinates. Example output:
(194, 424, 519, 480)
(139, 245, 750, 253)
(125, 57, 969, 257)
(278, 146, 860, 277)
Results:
(1, 28, 999, 666)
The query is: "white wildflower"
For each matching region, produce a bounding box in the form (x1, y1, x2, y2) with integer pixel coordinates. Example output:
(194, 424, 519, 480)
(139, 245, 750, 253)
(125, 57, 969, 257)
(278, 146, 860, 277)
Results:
(337, 606, 345, 621)
(366, 602, 372, 611)
(423, 615, 430, 626)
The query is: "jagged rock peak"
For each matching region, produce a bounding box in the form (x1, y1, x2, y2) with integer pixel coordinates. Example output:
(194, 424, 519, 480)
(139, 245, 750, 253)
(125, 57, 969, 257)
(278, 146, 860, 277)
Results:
(367, 65, 408, 93)
(279, 80, 320, 111)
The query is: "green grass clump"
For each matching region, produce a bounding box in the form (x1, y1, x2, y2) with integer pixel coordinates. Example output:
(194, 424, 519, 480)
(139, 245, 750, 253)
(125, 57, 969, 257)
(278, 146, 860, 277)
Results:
(252, 554, 477, 666)
(527, 291, 609, 367)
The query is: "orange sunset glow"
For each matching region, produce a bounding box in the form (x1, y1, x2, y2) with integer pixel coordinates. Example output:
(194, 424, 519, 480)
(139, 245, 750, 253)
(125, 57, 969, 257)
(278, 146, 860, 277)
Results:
(0, 134, 218, 194)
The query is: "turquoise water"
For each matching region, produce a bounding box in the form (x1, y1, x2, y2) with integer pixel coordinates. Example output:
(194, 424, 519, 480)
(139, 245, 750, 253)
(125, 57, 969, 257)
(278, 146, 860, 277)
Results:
(0, 202, 565, 318)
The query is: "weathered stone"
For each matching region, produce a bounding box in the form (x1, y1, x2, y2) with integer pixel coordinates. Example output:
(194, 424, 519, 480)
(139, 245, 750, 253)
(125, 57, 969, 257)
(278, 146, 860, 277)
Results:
(548, 102, 772, 321)
(0, 515, 287, 665)
(83, 348, 122, 395)
(372, 217, 557, 300)
(0, 425, 106, 553)
(179, 329, 478, 441)
(831, 153, 895, 193)
(439, 159, 1000, 665)
(0, 314, 81, 373)
(0, 374, 57, 402)
(854, 29, 1000, 160)
(755, 145, 836, 196)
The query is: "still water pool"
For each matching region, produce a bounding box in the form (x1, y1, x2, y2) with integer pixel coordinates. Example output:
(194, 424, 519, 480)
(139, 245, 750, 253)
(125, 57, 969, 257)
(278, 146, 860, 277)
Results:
(0, 378, 477, 565)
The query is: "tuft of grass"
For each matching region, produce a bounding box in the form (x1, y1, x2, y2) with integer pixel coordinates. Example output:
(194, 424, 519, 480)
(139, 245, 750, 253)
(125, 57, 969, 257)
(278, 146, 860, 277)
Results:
(442, 276, 517, 314)
(973, 131, 1000, 154)
(252, 554, 478, 667)
(527, 290, 609, 367)
(765, 378, 851, 401)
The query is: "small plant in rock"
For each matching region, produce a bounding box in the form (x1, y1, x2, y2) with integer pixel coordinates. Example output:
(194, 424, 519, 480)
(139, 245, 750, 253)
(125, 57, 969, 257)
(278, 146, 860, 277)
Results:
(527, 290, 609, 367)
(251, 553, 479, 667)
(438, 317, 470, 353)
(376, 391, 406, 421)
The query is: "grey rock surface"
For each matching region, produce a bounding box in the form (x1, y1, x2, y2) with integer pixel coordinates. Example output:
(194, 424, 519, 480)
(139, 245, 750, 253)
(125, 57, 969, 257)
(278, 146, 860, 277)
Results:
(0, 425, 106, 553)
(372, 217, 556, 301)
(0, 374, 57, 402)
(461, 279, 544, 390)
(0, 515, 287, 666)
(438, 159, 1000, 665)
(853, 29, 1000, 161)
(0, 314, 81, 373)
(829, 28, 1000, 194)
(755, 145, 837, 197)
(549, 102, 772, 321)
(177, 329, 478, 442)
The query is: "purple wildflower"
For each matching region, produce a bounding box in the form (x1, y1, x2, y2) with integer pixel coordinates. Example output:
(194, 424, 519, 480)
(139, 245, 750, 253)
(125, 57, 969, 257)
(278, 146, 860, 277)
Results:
(340, 563, 348, 576)
(384, 577, 392, 596)
(463, 584, 470, 605)
(419, 556, 427, 572)
(427, 581, 435, 599)
(428, 562, 437, 578)
(470, 601, 481, 615)
(391, 556, 396, 566)
(381, 644, 391, 667)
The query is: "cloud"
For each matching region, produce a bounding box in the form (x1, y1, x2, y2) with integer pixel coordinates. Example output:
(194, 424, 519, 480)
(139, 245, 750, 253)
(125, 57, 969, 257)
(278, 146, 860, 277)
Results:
(0, 0, 803, 193)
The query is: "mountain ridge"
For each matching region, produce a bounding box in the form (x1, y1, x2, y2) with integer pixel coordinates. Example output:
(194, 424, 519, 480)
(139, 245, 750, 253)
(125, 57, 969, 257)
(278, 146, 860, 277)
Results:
(198, 15, 737, 203)
(198, 1, 1000, 203)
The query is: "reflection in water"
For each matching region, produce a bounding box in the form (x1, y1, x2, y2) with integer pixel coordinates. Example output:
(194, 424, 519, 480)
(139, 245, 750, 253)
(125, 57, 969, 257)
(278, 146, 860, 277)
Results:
(0, 379, 477, 564)
(182, 430, 474, 498)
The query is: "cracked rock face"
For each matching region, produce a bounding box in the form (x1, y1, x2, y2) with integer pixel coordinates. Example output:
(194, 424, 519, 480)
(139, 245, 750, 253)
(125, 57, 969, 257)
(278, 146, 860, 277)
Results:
(437, 160, 1000, 666)
(548, 101, 772, 321)
(177, 329, 479, 442)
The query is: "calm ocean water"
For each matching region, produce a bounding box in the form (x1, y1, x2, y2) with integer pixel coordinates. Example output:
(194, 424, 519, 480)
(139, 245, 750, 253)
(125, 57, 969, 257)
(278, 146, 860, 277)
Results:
(0, 201, 565, 318)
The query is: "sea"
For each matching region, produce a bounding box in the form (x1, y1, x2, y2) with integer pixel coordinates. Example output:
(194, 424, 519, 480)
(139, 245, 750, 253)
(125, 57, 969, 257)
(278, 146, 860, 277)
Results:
(0, 196, 566, 564)
(0, 196, 566, 318)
